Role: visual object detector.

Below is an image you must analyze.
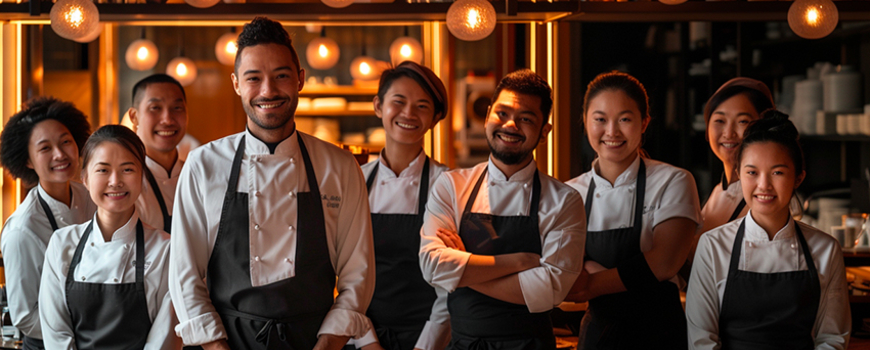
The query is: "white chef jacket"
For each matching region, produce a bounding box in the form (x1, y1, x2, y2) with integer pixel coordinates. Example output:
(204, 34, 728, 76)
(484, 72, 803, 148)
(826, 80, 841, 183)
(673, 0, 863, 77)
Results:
(419, 158, 586, 313)
(699, 178, 747, 235)
(0, 182, 96, 339)
(686, 212, 850, 349)
(169, 129, 375, 346)
(38, 211, 177, 350)
(137, 155, 183, 231)
(351, 151, 451, 350)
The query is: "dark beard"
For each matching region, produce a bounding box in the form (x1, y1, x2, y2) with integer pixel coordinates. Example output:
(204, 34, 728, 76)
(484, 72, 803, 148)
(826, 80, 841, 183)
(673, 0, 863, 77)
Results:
(243, 100, 295, 130)
(488, 139, 535, 165)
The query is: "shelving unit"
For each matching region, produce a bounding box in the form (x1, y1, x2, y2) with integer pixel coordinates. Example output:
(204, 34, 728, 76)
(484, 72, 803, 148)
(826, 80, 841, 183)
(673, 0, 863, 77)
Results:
(296, 85, 384, 154)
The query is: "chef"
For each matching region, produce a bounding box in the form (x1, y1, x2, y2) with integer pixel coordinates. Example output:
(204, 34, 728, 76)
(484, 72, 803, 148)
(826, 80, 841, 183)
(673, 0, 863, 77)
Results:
(0, 96, 96, 350)
(564, 71, 701, 350)
(419, 69, 586, 349)
(169, 17, 375, 350)
(686, 111, 850, 349)
(128, 73, 188, 233)
(351, 61, 451, 350)
(38, 125, 177, 349)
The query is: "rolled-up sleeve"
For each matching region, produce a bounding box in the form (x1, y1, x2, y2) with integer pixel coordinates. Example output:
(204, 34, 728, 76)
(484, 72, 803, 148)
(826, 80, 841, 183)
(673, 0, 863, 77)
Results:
(169, 161, 227, 346)
(318, 160, 375, 338)
(813, 246, 850, 350)
(686, 234, 721, 350)
(517, 191, 586, 313)
(419, 174, 472, 293)
(1, 223, 45, 339)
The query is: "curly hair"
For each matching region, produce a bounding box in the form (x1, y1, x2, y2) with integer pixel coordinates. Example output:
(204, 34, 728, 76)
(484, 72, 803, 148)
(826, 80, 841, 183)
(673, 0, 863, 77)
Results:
(234, 16, 300, 72)
(0, 96, 91, 185)
(491, 69, 553, 122)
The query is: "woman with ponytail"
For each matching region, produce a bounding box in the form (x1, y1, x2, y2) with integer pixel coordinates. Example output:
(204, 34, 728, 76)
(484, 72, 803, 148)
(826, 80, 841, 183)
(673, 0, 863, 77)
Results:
(686, 110, 850, 349)
(565, 71, 702, 350)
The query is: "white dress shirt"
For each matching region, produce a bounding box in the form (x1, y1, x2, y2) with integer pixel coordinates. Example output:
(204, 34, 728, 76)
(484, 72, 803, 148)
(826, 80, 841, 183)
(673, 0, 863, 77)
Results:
(419, 158, 586, 313)
(351, 152, 451, 350)
(686, 212, 850, 350)
(699, 179, 747, 235)
(137, 156, 183, 231)
(38, 211, 177, 350)
(169, 129, 375, 346)
(0, 183, 96, 339)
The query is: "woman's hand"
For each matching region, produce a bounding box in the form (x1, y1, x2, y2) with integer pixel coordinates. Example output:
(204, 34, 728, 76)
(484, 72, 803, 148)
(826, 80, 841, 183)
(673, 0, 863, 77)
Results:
(584, 260, 607, 274)
(436, 228, 466, 252)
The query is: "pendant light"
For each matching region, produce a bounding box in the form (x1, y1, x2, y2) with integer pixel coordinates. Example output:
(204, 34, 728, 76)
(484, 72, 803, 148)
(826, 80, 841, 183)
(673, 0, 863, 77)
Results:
(788, 0, 839, 39)
(215, 28, 239, 66)
(125, 28, 159, 71)
(389, 27, 423, 66)
(446, 0, 497, 42)
(659, 0, 687, 5)
(322, 0, 353, 9)
(306, 28, 340, 71)
(49, 0, 101, 42)
(76, 23, 102, 43)
(167, 34, 197, 86)
(351, 28, 380, 81)
(185, 0, 220, 8)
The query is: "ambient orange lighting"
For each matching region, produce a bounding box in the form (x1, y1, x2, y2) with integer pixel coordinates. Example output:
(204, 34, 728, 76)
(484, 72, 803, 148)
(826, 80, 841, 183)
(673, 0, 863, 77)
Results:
(806, 7, 820, 25)
(359, 62, 371, 75)
(137, 46, 149, 60)
(466, 9, 480, 29)
(176, 62, 188, 76)
(319, 44, 329, 58)
(65, 6, 84, 28)
(225, 41, 237, 54)
(400, 44, 412, 58)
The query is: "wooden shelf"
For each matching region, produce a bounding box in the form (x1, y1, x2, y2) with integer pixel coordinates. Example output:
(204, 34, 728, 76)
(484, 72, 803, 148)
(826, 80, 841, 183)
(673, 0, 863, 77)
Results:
(295, 110, 375, 117)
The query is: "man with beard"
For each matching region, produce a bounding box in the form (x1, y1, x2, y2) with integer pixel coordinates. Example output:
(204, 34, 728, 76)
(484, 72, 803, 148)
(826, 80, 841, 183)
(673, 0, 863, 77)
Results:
(419, 69, 586, 349)
(169, 17, 375, 350)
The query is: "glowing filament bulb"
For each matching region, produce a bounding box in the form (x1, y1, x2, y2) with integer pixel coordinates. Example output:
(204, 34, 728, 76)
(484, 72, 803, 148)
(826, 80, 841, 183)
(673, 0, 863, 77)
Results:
(806, 7, 820, 25)
(176, 63, 188, 77)
(66, 6, 84, 28)
(225, 42, 237, 54)
(359, 62, 371, 75)
(467, 9, 480, 29)
(137, 47, 149, 60)
(319, 44, 329, 58)
(400, 44, 412, 57)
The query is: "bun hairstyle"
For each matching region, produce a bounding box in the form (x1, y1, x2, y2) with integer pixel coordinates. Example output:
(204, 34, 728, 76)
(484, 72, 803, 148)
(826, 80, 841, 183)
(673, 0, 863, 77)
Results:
(736, 109, 804, 177)
(81, 125, 147, 175)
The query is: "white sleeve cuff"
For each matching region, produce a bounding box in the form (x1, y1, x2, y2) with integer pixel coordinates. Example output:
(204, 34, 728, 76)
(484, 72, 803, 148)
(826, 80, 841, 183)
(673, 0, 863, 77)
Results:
(347, 328, 379, 349)
(174, 312, 226, 346)
(414, 320, 451, 350)
(517, 267, 556, 313)
(318, 308, 372, 338)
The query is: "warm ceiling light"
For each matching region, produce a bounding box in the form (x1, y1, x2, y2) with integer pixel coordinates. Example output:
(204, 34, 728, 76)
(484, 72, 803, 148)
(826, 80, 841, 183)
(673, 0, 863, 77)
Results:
(49, 0, 101, 42)
(215, 31, 239, 66)
(389, 36, 423, 66)
(446, 0, 497, 41)
(350, 56, 380, 81)
(167, 57, 198, 86)
(76, 23, 102, 43)
(185, 0, 220, 8)
(125, 38, 159, 71)
(306, 35, 340, 70)
(658, 0, 687, 5)
(788, 0, 838, 39)
(322, 0, 354, 8)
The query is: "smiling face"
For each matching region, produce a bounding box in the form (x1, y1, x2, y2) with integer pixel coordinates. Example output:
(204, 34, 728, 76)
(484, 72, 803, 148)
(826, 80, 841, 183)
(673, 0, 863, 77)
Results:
(129, 82, 188, 157)
(26, 119, 80, 186)
(375, 76, 437, 147)
(485, 89, 551, 166)
(231, 43, 305, 136)
(83, 142, 143, 217)
(585, 89, 649, 168)
(708, 93, 762, 169)
(739, 141, 804, 221)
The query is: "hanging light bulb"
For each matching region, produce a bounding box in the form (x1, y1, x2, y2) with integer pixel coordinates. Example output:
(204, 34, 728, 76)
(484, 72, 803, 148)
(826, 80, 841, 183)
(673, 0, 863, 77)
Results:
(126, 38, 159, 71)
(788, 0, 838, 39)
(167, 57, 198, 86)
(215, 31, 239, 66)
(389, 36, 423, 66)
(185, 0, 220, 8)
(306, 37, 340, 70)
(446, 0, 497, 42)
(49, 0, 101, 42)
(75, 23, 102, 43)
(351, 56, 381, 81)
(658, 0, 686, 5)
(322, 0, 353, 8)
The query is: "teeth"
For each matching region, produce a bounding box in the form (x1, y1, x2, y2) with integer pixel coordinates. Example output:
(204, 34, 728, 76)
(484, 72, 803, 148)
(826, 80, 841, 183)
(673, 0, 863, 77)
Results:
(756, 195, 775, 201)
(498, 134, 521, 143)
(602, 141, 624, 146)
(156, 131, 176, 136)
(106, 192, 126, 198)
(396, 122, 418, 129)
(52, 163, 69, 170)
(258, 102, 282, 109)
(721, 143, 739, 148)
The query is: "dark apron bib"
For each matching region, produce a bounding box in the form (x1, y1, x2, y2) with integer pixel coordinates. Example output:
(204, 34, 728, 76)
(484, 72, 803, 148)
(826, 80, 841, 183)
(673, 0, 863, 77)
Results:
(447, 168, 555, 350)
(207, 135, 336, 350)
(718, 220, 820, 350)
(580, 159, 687, 350)
(24, 192, 57, 349)
(65, 220, 152, 349)
(144, 166, 172, 233)
(365, 159, 437, 350)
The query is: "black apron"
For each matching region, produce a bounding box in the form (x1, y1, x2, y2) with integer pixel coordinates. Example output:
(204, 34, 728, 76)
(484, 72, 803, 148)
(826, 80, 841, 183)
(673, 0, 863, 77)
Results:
(718, 220, 820, 350)
(365, 159, 437, 350)
(207, 134, 336, 350)
(23, 192, 59, 350)
(144, 166, 172, 233)
(580, 159, 687, 350)
(65, 220, 152, 349)
(447, 168, 555, 350)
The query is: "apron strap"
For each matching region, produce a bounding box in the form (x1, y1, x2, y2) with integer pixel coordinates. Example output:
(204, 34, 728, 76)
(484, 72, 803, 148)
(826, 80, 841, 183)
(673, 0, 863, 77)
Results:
(729, 199, 747, 222)
(365, 162, 379, 192)
(794, 224, 819, 277)
(67, 219, 147, 288)
(37, 191, 59, 232)
(296, 134, 321, 199)
(144, 166, 171, 233)
(462, 166, 541, 219)
(67, 221, 94, 283)
(728, 219, 818, 278)
(585, 158, 647, 234)
(226, 135, 246, 195)
(365, 157, 431, 215)
(462, 168, 488, 216)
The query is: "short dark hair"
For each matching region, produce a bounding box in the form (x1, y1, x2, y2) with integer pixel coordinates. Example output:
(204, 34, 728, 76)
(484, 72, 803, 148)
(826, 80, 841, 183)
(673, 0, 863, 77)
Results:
(737, 109, 804, 178)
(131, 74, 186, 108)
(0, 96, 91, 185)
(377, 65, 445, 120)
(234, 17, 300, 72)
(704, 86, 774, 126)
(81, 125, 147, 174)
(491, 69, 553, 121)
(583, 71, 650, 124)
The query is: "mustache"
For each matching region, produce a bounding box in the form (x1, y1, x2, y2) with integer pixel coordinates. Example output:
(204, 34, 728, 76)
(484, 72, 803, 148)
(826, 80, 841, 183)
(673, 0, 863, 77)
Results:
(492, 129, 525, 140)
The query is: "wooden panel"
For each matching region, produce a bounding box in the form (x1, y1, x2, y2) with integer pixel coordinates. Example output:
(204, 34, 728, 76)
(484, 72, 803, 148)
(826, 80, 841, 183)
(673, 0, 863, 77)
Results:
(184, 60, 245, 144)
